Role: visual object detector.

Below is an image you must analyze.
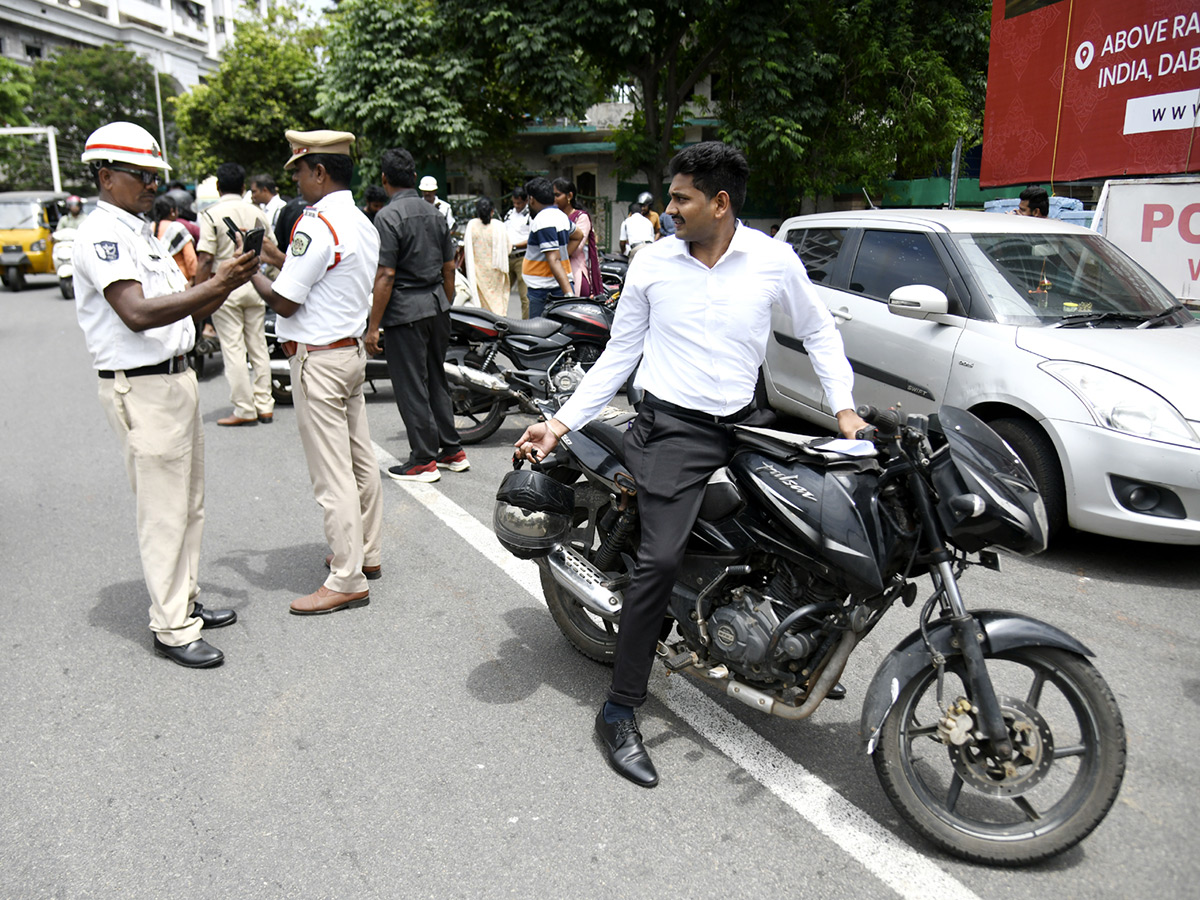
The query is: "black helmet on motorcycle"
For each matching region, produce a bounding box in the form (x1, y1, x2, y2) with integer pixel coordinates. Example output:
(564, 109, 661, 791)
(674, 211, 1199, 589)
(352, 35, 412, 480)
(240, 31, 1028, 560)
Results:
(494, 469, 575, 559)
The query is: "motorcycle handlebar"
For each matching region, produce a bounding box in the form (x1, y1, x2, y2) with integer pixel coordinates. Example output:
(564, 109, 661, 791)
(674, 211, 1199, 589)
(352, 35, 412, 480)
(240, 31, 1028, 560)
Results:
(856, 404, 901, 439)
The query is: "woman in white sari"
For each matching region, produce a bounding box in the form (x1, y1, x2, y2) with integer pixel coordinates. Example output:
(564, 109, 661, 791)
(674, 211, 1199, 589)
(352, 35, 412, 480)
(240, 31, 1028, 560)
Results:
(462, 197, 512, 314)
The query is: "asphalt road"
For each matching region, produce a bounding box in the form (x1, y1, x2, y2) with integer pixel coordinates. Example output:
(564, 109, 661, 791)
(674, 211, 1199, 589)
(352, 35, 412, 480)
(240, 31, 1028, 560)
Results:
(1, 277, 1198, 899)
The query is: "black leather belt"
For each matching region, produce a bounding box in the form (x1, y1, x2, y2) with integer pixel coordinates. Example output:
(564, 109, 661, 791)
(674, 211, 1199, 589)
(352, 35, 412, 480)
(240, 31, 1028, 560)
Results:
(98, 355, 189, 379)
(642, 391, 754, 425)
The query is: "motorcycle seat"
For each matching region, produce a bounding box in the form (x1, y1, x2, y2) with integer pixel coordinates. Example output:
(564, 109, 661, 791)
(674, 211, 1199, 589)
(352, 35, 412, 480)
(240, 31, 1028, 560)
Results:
(460, 308, 561, 338)
(732, 425, 877, 464)
(580, 419, 627, 461)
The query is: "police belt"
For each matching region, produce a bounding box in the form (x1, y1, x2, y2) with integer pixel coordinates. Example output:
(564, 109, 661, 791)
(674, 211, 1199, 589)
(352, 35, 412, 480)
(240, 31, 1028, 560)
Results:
(641, 391, 755, 426)
(98, 355, 189, 379)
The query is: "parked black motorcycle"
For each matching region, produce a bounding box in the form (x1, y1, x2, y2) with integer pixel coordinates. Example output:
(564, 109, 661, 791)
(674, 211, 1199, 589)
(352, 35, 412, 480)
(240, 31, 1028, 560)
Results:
(445, 295, 618, 444)
(494, 403, 1125, 865)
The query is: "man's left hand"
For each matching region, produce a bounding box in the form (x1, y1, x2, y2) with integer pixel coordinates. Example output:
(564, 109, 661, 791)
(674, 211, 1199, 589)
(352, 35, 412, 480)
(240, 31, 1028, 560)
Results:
(836, 408, 870, 439)
(364, 329, 382, 357)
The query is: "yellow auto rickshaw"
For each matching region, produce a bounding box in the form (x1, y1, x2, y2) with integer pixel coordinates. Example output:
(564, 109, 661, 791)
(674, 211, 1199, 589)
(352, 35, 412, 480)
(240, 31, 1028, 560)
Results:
(0, 191, 68, 291)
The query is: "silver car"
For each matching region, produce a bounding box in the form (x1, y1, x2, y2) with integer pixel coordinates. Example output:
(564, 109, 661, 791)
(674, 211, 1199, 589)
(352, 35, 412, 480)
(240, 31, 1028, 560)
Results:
(765, 209, 1199, 545)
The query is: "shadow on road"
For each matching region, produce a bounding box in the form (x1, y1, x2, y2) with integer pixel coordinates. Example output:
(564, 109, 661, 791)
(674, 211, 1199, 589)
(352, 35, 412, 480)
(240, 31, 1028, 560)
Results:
(1023, 530, 1199, 590)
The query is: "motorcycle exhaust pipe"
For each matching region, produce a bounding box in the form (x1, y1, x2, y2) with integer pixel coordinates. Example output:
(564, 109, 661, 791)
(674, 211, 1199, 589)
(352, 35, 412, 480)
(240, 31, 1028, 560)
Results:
(544, 544, 623, 622)
(443, 362, 540, 414)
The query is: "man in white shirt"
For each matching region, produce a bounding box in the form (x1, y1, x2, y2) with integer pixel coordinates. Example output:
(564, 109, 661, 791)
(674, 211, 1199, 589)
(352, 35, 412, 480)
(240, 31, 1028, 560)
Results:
(249, 174, 287, 232)
(514, 141, 867, 788)
(419, 175, 456, 233)
(504, 186, 532, 317)
(250, 129, 384, 616)
(619, 203, 655, 259)
(74, 120, 258, 668)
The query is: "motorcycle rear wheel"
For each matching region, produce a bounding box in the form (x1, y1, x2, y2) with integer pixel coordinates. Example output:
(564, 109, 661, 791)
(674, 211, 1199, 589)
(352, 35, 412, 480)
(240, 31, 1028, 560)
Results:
(59, 277, 74, 300)
(448, 349, 507, 445)
(874, 646, 1125, 866)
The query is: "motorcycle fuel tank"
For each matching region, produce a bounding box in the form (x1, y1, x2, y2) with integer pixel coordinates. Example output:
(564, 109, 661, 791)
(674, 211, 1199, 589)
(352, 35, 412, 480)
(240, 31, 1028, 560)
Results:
(730, 451, 885, 592)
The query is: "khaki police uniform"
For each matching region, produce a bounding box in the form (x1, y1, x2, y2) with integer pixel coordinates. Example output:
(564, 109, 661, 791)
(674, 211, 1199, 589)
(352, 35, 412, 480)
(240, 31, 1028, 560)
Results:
(272, 189, 383, 593)
(198, 194, 277, 420)
(73, 200, 206, 647)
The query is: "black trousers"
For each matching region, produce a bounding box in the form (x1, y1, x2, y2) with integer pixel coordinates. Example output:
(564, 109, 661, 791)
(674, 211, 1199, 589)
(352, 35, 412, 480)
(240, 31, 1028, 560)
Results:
(383, 312, 462, 465)
(607, 402, 738, 707)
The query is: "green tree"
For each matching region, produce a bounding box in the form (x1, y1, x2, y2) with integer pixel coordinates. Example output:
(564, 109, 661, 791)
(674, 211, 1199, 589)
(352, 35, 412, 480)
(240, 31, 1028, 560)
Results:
(173, 8, 322, 185)
(0, 57, 33, 126)
(0, 45, 173, 192)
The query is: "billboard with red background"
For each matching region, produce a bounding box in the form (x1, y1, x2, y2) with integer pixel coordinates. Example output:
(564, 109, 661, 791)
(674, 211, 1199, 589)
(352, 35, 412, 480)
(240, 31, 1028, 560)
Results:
(981, 0, 1200, 187)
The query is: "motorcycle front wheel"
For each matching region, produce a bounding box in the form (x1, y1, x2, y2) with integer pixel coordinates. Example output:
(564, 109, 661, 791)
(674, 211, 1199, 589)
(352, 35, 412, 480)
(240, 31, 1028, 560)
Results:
(874, 646, 1125, 866)
(59, 277, 74, 300)
(447, 348, 507, 445)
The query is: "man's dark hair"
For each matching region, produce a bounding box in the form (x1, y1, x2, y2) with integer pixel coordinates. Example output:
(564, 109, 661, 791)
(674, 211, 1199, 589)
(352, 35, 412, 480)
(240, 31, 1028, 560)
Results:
(216, 162, 245, 195)
(524, 176, 554, 206)
(381, 148, 417, 188)
(667, 141, 749, 218)
(249, 174, 277, 193)
(511, 186, 527, 201)
(298, 153, 353, 187)
(1019, 186, 1050, 217)
(363, 184, 387, 204)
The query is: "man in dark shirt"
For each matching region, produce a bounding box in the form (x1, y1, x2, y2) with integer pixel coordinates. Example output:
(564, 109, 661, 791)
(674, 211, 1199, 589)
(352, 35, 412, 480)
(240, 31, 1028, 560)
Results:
(365, 147, 468, 482)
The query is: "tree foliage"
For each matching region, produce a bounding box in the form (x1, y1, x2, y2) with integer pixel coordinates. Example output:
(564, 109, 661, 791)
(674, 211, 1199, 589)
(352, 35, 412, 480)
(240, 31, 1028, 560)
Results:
(0, 57, 33, 127)
(0, 45, 173, 192)
(173, 8, 322, 184)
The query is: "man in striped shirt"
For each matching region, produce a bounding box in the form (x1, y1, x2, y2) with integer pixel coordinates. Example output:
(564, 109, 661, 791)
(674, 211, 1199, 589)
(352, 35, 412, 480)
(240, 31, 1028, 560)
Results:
(520, 177, 575, 317)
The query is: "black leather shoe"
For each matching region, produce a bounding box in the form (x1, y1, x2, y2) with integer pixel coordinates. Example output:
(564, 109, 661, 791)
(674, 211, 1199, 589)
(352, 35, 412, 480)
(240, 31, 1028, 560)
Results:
(192, 601, 237, 629)
(595, 708, 659, 788)
(827, 681, 847, 701)
(153, 637, 224, 668)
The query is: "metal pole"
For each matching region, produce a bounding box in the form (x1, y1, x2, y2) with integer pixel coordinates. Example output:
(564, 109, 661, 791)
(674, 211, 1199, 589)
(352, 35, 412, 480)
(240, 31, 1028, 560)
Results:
(46, 127, 62, 193)
(154, 57, 168, 165)
(948, 137, 963, 210)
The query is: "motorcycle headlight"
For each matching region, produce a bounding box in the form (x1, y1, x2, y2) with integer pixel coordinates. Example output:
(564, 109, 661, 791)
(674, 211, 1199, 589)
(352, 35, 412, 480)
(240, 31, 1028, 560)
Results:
(1041, 361, 1200, 448)
(30, 239, 46, 253)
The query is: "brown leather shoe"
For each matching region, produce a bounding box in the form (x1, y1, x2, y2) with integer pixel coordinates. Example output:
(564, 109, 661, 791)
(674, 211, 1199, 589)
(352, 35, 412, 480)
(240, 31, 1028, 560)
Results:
(218, 415, 258, 427)
(290, 585, 370, 615)
(324, 553, 381, 580)
(258, 412, 274, 423)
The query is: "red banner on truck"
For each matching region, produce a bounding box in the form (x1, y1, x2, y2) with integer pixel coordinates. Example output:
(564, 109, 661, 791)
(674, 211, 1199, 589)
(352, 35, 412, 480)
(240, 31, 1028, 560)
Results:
(981, 0, 1200, 187)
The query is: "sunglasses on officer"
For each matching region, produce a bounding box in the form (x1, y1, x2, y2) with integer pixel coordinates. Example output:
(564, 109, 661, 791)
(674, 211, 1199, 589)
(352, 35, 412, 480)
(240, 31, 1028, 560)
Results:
(105, 164, 161, 186)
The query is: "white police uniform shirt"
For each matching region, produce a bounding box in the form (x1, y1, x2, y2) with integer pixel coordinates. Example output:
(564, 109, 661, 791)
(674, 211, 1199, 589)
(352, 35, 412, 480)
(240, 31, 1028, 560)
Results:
(556, 223, 856, 429)
(504, 205, 531, 248)
(433, 196, 455, 233)
(272, 189, 381, 345)
(263, 193, 286, 231)
(73, 200, 194, 370)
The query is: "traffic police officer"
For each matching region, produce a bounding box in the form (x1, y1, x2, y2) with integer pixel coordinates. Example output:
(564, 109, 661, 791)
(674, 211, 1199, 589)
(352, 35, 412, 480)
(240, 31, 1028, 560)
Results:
(251, 129, 384, 615)
(74, 121, 258, 668)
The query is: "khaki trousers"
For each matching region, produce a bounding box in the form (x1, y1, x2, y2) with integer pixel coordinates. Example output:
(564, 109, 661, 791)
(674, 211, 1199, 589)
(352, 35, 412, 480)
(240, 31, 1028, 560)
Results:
(290, 343, 383, 593)
(98, 370, 205, 646)
(508, 253, 529, 318)
(212, 290, 274, 420)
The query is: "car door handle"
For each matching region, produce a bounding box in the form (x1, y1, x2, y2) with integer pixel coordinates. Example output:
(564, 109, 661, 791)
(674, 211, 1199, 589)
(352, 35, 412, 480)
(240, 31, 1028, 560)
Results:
(831, 307, 853, 323)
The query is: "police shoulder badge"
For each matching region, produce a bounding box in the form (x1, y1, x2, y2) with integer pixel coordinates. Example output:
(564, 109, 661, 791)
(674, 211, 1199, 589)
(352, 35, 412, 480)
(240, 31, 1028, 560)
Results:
(94, 241, 119, 261)
(291, 231, 311, 256)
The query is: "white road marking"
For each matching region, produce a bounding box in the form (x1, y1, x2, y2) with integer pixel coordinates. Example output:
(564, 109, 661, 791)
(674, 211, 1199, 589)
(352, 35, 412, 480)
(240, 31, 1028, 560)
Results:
(376, 442, 981, 900)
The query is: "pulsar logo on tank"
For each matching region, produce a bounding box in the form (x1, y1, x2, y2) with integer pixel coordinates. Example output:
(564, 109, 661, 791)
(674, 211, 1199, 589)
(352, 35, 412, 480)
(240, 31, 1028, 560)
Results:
(981, 0, 1200, 185)
(754, 461, 818, 503)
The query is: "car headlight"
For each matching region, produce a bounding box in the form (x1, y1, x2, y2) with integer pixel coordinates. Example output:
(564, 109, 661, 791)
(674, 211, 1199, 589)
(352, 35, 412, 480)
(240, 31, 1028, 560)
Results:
(30, 239, 46, 253)
(1041, 360, 1200, 448)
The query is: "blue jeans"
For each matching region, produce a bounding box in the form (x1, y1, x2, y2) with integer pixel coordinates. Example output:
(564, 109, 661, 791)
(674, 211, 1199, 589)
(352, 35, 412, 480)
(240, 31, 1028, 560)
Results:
(526, 286, 565, 319)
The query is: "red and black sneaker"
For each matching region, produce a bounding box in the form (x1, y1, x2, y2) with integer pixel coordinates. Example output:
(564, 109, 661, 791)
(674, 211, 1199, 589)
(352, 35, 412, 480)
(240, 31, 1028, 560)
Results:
(387, 460, 440, 483)
(436, 450, 470, 472)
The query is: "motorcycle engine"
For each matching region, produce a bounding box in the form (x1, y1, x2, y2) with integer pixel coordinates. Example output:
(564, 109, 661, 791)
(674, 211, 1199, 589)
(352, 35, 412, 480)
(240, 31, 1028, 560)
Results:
(700, 582, 830, 684)
(549, 360, 587, 396)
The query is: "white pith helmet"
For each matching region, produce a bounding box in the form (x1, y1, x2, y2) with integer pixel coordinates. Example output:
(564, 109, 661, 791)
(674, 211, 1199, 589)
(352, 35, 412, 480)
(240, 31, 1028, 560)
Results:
(81, 121, 172, 172)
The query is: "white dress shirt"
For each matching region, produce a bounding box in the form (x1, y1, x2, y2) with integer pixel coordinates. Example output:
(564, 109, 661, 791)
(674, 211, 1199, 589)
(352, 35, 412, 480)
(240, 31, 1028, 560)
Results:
(555, 223, 855, 430)
(73, 200, 194, 370)
(620, 212, 655, 246)
(273, 190, 381, 345)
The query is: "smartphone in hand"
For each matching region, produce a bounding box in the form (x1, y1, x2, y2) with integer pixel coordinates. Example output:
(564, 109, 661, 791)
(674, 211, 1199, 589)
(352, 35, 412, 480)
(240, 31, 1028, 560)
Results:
(242, 227, 265, 257)
(222, 216, 240, 243)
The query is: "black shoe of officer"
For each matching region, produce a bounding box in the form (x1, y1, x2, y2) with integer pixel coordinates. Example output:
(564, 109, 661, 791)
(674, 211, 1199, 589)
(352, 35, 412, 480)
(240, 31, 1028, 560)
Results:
(153, 637, 224, 668)
(192, 601, 237, 629)
(595, 707, 659, 788)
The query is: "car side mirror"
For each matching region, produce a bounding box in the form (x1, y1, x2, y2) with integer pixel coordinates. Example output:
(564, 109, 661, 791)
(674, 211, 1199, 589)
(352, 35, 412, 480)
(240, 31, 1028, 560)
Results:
(888, 284, 950, 320)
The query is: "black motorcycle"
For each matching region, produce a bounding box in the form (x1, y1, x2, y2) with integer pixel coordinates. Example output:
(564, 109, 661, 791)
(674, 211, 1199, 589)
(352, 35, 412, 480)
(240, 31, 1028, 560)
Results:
(494, 403, 1125, 865)
(445, 295, 618, 444)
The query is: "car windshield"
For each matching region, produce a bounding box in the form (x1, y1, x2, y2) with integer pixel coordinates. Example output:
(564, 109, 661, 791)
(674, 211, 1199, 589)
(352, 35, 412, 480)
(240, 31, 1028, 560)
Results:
(950, 232, 1182, 325)
(0, 202, 40, 230)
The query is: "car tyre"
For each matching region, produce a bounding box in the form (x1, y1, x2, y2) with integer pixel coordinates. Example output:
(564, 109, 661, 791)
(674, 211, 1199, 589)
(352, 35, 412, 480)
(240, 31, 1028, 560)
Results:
(990, 417, 1066, 539)
(4, 266, 25, 292)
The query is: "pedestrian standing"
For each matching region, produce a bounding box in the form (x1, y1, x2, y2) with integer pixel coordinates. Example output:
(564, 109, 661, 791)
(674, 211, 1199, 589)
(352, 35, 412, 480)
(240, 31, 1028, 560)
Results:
(419, 175, 456, 233)
(619, 202, 655, 259)
(514, 141, 867, 786)
(152, 195, 198, 285)
(249, 174, 287, 233)
(552, 178, 602, 297)
(462, 197, 512, 314)
(250, 129, 384, 615)
(366, 147, 468, 482)
(197, 162, 278, 427)
(521, 176, 574, 318)
(504, 186, 531, 317)
(74, 121, 257, 667)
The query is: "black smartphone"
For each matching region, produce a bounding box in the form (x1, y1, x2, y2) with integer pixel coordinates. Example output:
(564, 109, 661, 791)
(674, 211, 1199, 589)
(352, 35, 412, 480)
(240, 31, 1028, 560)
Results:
(222, 216, 240, 243)
(242, 226, 265, 256)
